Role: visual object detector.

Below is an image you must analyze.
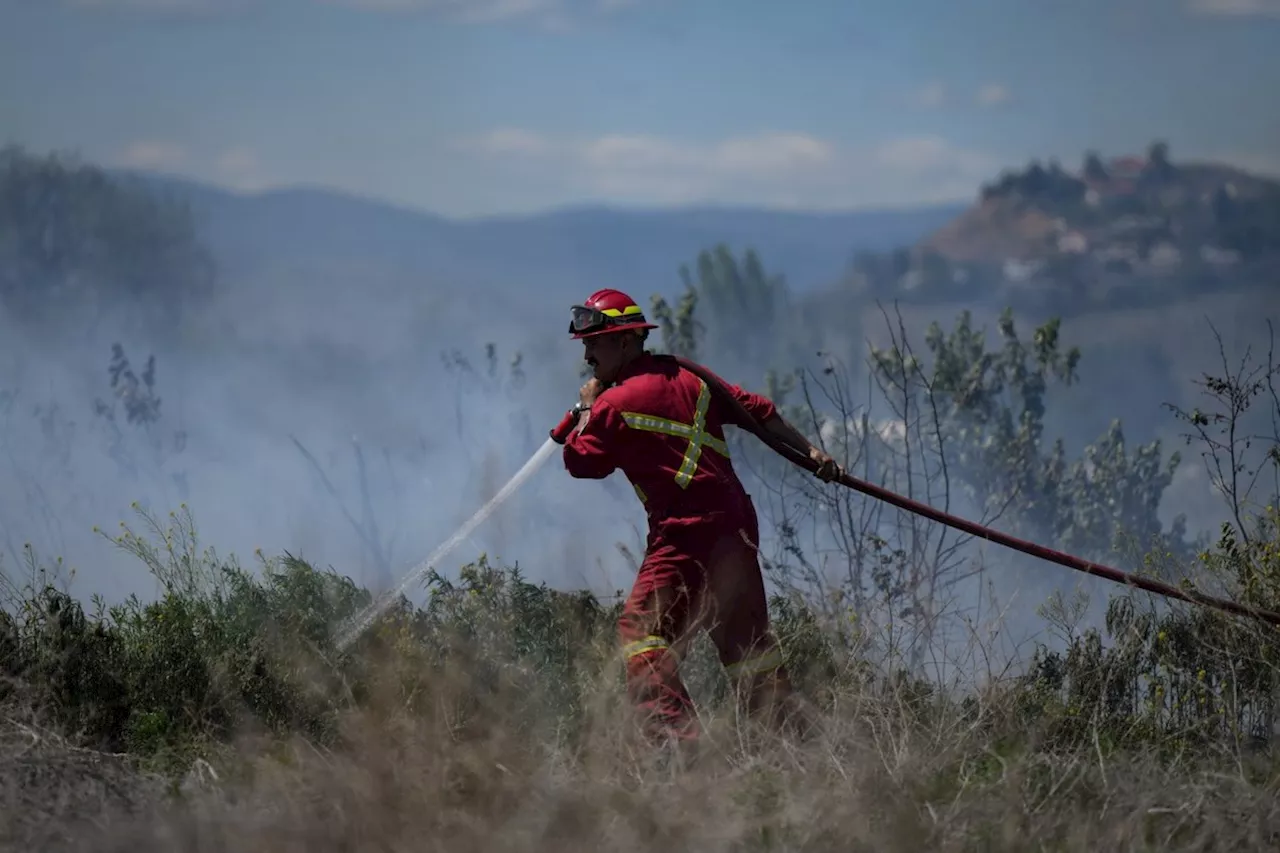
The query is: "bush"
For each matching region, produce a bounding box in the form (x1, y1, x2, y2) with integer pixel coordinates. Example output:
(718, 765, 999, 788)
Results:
(1, 487, 1279, 851)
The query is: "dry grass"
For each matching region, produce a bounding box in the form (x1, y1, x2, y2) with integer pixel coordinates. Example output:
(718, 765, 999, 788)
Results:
(4, 632, 1280, 853)
(3, 506, 1279, 852)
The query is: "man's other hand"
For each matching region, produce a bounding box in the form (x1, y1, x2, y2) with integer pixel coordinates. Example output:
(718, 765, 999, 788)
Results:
(580, 377, 606, 408)
(809, 447, 842, 483)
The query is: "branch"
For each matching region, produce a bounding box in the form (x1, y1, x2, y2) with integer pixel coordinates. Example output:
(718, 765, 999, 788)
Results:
(289, 434, 387, 566)
(352, 436, 393, 592)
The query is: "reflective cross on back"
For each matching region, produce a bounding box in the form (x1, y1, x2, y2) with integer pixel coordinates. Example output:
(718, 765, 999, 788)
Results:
(620, 378, 730, 489)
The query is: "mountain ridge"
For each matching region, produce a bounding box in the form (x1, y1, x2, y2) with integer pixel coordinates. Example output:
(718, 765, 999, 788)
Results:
(115, 167, 966, 225)
(110, 145, 1280, 321)
(113, 168, 968, 300)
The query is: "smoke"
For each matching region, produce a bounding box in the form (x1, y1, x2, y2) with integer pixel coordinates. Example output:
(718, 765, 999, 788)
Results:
(1, 170, 1275, 687)
(0, 239, 646, 612)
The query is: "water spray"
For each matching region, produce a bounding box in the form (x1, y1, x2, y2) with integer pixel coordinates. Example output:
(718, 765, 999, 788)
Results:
(334, 436, 560, 652)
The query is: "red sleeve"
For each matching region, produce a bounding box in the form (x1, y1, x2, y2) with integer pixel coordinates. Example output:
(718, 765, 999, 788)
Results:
(696, 364, 778, 427)
(562, 397, 625, 479)
(723, 381, 778, 426)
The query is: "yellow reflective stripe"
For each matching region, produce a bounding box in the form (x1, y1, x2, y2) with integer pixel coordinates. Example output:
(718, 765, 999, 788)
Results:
(633, 482, 647, 503)
(623, 635, 668, 658)
(725, 647, 784, 679)
(599, 305, 644, 317)
(672, 380, 713, 488)
(620, 414, 729, 457)
(623, 413, 688, 438)
(619, 379, 730, 492)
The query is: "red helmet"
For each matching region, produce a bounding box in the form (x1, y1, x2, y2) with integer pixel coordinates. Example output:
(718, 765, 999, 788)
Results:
(568, 288, 659, 340)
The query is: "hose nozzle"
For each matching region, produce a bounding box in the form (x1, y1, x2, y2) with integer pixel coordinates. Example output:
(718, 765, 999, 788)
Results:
(549, 407, 578, 444)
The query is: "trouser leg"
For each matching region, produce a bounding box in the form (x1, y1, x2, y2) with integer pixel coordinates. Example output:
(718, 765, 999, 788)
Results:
(617, 537, 701, 742)
(699, 517, 796, 728)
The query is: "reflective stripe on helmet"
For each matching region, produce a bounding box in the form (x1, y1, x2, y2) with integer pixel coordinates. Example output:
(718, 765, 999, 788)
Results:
(569, 289, 657, 338)
(598, 304, 644, 318)
(620, 379, 728, 489)
(570, 302, 649, 335)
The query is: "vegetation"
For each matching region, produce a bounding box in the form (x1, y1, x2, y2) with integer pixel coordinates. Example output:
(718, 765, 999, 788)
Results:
(0, 145, 215, 339)
(3, 145, 1280, 850)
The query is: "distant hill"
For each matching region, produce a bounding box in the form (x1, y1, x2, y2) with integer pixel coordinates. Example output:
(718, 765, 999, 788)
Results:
(120, 170, 966, 304)
(818, 145, 1280, 316)
(85, 153, 1280, 350)
(918, 145, 1280, 269)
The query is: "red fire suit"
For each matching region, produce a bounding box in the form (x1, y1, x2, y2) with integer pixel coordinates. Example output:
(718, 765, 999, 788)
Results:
(562, 352, 793, 741)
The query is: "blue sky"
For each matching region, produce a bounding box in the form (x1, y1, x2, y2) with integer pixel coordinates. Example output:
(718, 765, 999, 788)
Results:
(3, 0, 1278, 217)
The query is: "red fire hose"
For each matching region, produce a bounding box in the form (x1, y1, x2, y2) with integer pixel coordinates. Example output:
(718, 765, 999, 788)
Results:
(553, 354, 1280, 629)
(673, 355, 1280, 629)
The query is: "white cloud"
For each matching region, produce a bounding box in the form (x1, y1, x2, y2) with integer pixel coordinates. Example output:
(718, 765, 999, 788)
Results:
(320, 0, 560, 21)
(910, 82, 1013, 110)
(575, 132, 834, 176)
(328, 0, 643, 11)
(116, 140, 189, 171)
(715, 133, 833, 173)
(580, 135, 700, 172)
(67, 0, 651, 23)
(1186, 0, 1280, 16)
(64, 0, 247, 14)
(110, 141, 270, 191)
(467, 129, 837, 177)
(911, 82, 947, 109)
(68, 0, 216, 7)
(870, 136, 988, 173)
(214, 146, 268, 191)
(458, 128, 997, 207)
(976, 83, 1011, 107)
(320, 0, 648, 28)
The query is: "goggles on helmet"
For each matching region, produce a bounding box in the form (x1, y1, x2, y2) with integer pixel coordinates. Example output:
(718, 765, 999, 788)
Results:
(569, 304, 610, 335)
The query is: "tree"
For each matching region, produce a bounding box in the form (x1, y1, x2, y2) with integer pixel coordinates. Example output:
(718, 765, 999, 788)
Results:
(1083, 151, 1108, 183)
(1211, 184, 1237, 226)
(649, 285, 701, 361)
(655, 244, 796, 374)
(1146, 140, 1171, 172)
(868, 307, 1186, 562)
(654, 248, 1194, 658)
(1139, 140, 1177, 188)
(1027, 321, 1280, 749)
(1163, 321, 1280, 547)
(0, 145, 215, 338)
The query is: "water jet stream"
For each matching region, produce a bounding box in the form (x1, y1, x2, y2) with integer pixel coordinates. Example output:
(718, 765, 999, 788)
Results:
(335, 436, 560, 651)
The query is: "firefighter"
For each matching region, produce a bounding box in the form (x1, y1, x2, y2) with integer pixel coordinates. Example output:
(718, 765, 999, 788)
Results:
(550, 287, 842, 748)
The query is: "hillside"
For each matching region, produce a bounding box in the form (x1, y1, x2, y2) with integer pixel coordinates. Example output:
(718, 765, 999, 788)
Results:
(821, 145, 1280, 319)
(122, 170, 965, 303)
(118, 147, 1279, 331)
(918, 143, 1280, 271)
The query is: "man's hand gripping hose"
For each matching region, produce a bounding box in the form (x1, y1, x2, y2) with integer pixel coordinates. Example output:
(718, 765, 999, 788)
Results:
(661, 354, 1280, 630)
(549, 407, 579, 445)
